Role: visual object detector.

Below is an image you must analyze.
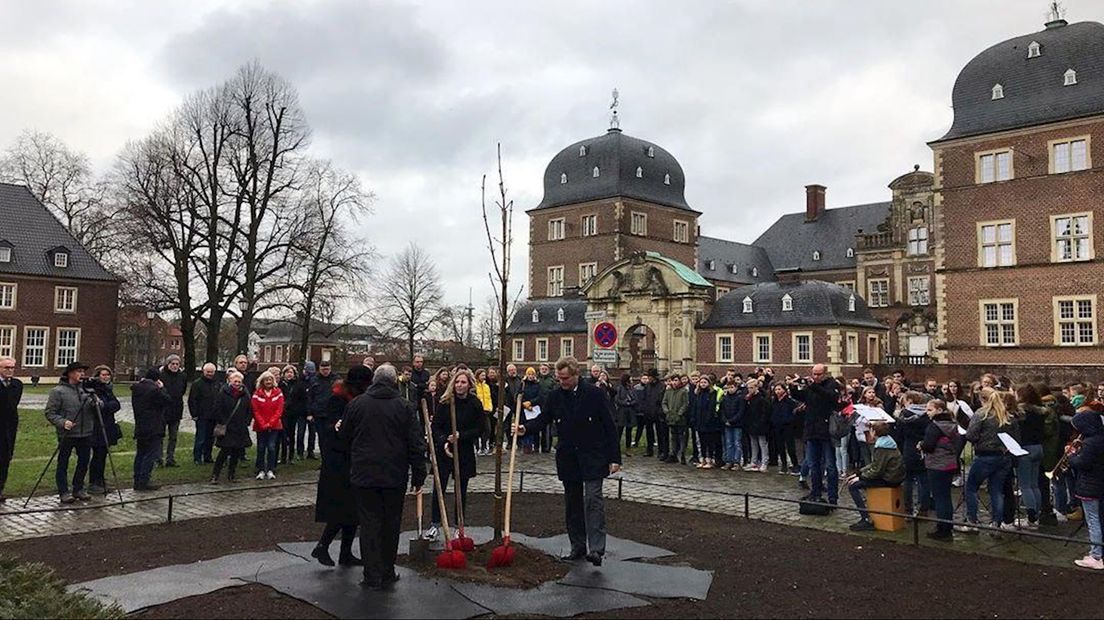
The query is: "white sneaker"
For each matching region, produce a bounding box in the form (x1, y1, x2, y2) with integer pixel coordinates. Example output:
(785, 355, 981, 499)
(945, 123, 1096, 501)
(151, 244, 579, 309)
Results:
(1055, 511, 1069, 523)
(951, 474, 963, 488)
(999, 522, 1018, 531)
(1075, 556, 1104, 570)
(759, 464, 770, 473)
(742, 464, 757, 472)
(255, 472, 265, 480)
(266, 471, 276, 480)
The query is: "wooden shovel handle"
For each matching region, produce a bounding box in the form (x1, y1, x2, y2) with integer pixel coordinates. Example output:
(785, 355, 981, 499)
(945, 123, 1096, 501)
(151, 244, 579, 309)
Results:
(450, 398, 466, 533)
(504, 394, 523, 538)
(422, 400, 453, 544)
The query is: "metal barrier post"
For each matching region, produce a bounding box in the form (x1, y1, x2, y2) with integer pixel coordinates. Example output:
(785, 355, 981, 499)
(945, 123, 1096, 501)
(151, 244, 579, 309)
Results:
(618, 478, 623, 500)
(520, 470, 525, 493)
(167, 495, 174, 524)
(744, 494, 750, 519)
(913, 517, 919, 546)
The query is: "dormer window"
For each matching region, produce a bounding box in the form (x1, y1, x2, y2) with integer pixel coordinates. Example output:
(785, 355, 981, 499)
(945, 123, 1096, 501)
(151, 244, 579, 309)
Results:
(781, 294, 793, 312)
(560, 173, 568, 184)
(579, 145, 587, 157)
(592, 166, 600, 178)
(663, 173, 671, 185)
(1028, 41, 1041, 58)
(812, 250, 821, 261)
(557, 308, 565, 322)
(0, 247, 10, 263)
(846, 247, 854, 258)
(532, 309, 540, 323)
(54, 252, 69, 268)
(992, 84, 1004, 100)
(707, 260, 715, 270)
(742, 297, 753, 313)
(848, 294, 856, 312)
(1064, 69, 1077, 86)
(752, 267, 758, 278)
(636, 166, 643, 178)
(647, 146, 655, 158)
(730, 264, 738, 275)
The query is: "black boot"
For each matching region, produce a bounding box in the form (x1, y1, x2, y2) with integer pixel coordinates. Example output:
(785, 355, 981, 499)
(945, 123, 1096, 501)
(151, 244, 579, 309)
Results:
(338, 544, 363, 567)
(312, 544, 335, 567)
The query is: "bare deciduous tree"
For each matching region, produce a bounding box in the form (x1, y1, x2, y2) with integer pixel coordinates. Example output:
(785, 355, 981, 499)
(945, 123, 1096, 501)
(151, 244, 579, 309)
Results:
(376, 243, 444, 362)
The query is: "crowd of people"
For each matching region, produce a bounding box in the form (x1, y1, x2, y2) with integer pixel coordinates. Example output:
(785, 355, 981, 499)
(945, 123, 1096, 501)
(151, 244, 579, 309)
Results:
(3, 351, 1104, 575)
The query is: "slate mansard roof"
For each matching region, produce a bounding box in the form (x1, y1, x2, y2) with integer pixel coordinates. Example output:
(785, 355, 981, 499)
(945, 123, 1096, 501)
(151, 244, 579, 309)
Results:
(697, 236, 776, 285)
(752, 202, 890, 272)
(0, 183, 117, 282)
(533, 128, 694, 212)
(700, 281, 884, 330)
(936, 20, 1104, 142)
(507, 298, 588, 335)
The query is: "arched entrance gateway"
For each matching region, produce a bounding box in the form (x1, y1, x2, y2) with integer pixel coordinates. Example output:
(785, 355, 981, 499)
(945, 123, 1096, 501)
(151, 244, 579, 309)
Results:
(581, 251, 712, 375)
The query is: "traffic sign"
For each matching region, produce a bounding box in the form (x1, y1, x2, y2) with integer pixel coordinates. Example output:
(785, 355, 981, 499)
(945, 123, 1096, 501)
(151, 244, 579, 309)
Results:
(593, 322, 618, 348)
(592, 348, 619, 364)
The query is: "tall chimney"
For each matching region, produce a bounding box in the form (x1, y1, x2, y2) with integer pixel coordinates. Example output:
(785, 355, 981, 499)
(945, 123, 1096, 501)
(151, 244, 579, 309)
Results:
(805, 184, 826, 222)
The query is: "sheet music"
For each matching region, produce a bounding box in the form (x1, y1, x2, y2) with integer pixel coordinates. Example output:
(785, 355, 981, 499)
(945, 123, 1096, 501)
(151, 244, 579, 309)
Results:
(854, 404, 895, 423)
(997, 432, 1028, 457)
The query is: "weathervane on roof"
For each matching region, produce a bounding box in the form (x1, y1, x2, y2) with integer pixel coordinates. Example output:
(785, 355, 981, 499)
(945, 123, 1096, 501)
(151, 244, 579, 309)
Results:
(1049, 1, 1065, 22)
(609, 88, 620, 130)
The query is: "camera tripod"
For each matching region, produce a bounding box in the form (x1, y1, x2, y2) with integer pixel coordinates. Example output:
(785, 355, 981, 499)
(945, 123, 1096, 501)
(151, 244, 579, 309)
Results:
(24, 390, 124, 507)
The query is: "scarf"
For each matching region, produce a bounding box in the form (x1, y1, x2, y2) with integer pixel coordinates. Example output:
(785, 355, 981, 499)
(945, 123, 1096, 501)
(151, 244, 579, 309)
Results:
(875, 435, 898, 450)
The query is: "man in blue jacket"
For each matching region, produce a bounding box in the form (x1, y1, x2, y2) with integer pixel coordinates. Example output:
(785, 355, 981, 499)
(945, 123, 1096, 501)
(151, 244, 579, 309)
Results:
(516, 357, 621, 567)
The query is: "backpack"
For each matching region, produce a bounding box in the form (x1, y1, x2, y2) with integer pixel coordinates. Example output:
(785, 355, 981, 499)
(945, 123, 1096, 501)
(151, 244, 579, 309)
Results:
(829, 411, 853, 440)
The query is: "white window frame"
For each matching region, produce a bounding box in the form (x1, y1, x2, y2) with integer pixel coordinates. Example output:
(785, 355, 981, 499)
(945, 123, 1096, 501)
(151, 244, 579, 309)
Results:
(991, 84, 1004, 100)
(792, 332, 813, 364)
(980, 299, 1019, 347)
(512, 339, 525, 362)
(812, 250, 821, 261)
(976, 149, 1013, 183)
(1050, 212, 1094, 262)
(0, 247, 10, 263)
(978, 220, 1016, 267)
(592, 166, 600, 178)
(536, 338, 549, 362)
(560, 173, 568, 184)
(781, 294, 793, 312)
(848, 294, 856, 312)
(55, 327, 80, 368)
(579, 145, 587, 157)
(547, 218, 565, 241)
(837, 281, 856, 292)
(0, 282, 15, 310)
(53, 253, 68, 268)
(867, 335, 880, 364)
(716, 334, 734, 364)
(1028, 41, 1040, 58)
(0, 325, 14, 359)
(715, 286, 729, 298)
(54, 286, 78, 313)
(561, 337, 574, 359)
(846, 332, 858, 364)
(907, 227, 928, 255)
(754, 332, 772, 364)
(1049, 136, 1090, 174)
(867, 279, 889, 308)
(581, 214, 598, 237)
(907, 276, 930, 307)
(673, 220, 690, 243)
(630, 211, 647, 236)
(547, 265, 564, 297)
(579, 262, 598, 285)
(275, 345, 284, 363)
(1054, 295, 1097, 346)
(556, 307, 565, 322)
(742, 296, 753, 313)
(264, 345, 272, 362)
(1065, 68, 1077, 86)
(22, 326, 48, 368)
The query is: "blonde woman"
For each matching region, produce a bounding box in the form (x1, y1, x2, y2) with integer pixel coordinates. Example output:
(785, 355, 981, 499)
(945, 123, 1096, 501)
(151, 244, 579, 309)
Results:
(961, 389, 1018, 532)
(425, 367, 484, 540)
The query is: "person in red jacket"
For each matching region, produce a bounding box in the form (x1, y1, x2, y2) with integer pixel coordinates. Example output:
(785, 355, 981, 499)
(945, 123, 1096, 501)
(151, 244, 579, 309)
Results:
(252, 372, 285, 480)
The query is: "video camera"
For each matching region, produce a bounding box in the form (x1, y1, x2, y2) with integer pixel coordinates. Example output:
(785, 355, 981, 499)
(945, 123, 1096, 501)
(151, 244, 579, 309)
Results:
(79, 377, 102, 393)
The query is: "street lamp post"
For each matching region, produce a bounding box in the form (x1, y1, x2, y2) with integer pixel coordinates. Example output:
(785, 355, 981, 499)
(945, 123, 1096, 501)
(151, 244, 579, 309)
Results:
(145, 310, 157, 375)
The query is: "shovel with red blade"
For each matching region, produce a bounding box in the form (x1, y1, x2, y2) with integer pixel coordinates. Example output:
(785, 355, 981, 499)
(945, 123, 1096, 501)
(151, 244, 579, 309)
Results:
(448, 399, 476, 552)
(421, 401, 466, 569)
(488, 394, 523, 569)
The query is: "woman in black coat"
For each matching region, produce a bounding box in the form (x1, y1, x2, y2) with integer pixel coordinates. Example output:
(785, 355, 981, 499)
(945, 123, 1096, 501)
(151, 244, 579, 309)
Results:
(211, 373, 253, 483)
(428, 368, 484, 537)
(279, 366, 308, 464)
(311, 368, 371, 567)
(613, 373, 637, 454)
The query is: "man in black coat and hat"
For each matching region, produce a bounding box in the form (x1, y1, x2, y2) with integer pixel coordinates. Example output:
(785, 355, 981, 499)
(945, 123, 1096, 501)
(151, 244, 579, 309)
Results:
(340, 364, 427, 589)
(0, 356, 22, 503)
(516, 356, 621, 567)
(132, 368, 172, 491)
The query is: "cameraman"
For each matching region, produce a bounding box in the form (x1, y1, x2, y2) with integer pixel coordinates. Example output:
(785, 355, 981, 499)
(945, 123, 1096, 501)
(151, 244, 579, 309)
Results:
(44, 361, 98, 504)
(790, 363, 842, 506)
(87, 365, 122, 495)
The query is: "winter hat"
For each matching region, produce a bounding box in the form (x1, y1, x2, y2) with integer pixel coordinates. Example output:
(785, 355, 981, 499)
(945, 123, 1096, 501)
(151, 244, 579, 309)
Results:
(144, 368, 162, 382)
(345, 366, 373, 391)
(1071, 394, 1087, 409)
(165, 354, 182, 365)
(304, 361, 317, 373)
(646, 368, 659, 379)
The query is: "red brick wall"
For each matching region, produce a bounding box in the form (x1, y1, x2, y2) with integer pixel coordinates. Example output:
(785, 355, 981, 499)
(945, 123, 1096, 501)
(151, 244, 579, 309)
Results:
(935, 117, 1104, 364)
(0, 275, 118, 378)
(507, 333, 586, 368)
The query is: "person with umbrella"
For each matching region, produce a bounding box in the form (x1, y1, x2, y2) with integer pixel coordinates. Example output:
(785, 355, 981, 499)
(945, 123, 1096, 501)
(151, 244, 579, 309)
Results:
(515, 356, 621, 567)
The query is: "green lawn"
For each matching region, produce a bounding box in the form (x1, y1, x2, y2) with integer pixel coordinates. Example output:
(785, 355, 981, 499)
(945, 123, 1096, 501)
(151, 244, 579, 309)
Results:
(15, 384, 56, 396)
(6, 410, 320, 498)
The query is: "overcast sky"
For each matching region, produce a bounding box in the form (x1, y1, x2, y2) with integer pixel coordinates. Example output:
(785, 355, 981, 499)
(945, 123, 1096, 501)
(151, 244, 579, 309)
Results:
(1, 0, 1096, 312)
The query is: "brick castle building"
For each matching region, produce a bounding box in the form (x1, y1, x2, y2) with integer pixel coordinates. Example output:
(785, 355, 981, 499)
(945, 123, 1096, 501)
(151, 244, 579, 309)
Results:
(0, 183, 120, 379)
(508, 15, 1103, 380)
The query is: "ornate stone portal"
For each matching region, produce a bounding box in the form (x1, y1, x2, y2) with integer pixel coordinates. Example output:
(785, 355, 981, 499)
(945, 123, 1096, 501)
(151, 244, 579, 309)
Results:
(582, 251, 713, 374)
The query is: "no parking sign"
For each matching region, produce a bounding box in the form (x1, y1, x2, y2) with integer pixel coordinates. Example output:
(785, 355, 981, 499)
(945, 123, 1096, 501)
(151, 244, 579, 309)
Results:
(593, 322, 618, 349)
